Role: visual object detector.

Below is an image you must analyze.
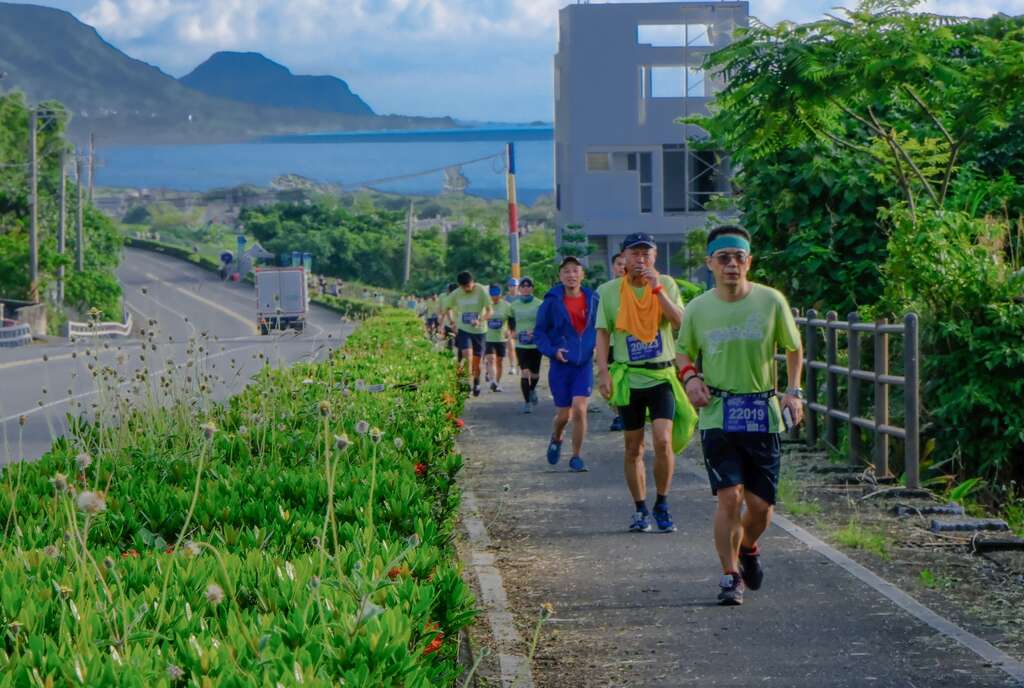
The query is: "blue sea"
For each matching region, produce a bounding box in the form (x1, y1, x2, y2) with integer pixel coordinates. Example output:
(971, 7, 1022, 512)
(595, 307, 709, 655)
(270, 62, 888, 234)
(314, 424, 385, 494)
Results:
(95, 125, 555, 205)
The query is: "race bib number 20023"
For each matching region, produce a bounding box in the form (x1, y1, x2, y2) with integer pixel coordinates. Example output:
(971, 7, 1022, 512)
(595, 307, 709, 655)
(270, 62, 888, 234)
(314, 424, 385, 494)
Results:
(625, 333, 663, 362)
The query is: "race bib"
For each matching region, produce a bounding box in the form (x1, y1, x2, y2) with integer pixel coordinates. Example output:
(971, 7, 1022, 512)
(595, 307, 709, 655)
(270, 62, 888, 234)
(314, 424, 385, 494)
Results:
(461, 312, 478, 325)
(724, 395, 770, 433)
(625, 332, 663, 362)
(518, 330, 533, 345)
(488, 318, 504, 330)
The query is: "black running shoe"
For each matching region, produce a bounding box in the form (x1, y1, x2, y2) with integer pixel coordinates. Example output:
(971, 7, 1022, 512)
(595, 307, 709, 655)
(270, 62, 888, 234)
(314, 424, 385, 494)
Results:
(739, 548, 764, 591)
(472, 384, 481, 397)
(717, 572, 744, 606)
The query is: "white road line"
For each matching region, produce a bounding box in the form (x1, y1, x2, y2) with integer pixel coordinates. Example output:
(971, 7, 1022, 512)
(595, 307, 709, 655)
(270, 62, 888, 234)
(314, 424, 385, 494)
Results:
(772, 513, 1024, 686)
(461, 489, 535, 688)
(0, 352, 74, 371)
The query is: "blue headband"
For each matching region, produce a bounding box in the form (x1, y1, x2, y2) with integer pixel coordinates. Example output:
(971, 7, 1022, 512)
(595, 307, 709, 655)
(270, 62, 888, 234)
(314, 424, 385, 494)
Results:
(707, 235, 751, 256)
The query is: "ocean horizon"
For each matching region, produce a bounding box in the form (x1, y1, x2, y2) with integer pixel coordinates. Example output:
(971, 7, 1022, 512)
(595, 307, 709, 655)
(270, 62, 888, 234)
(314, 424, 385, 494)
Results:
(96, 125, 555, 205)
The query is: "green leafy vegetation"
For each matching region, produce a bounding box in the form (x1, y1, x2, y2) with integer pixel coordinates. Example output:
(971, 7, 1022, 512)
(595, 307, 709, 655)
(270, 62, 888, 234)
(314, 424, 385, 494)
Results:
(0, 311, 475, 685)
(834, 519, 890, 559)
(0, 92, 122, 322)
(776, 475, 822, 517)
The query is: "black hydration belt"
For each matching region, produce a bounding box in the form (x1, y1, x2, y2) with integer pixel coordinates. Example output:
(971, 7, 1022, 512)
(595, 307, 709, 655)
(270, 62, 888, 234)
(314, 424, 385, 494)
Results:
(708, 387, 776, 400)
(626, 360, 674, 370)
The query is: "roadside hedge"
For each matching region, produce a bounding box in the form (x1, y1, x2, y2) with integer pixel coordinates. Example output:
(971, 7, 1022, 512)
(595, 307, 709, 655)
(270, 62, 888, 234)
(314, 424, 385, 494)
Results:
(0, 311, 474, 686)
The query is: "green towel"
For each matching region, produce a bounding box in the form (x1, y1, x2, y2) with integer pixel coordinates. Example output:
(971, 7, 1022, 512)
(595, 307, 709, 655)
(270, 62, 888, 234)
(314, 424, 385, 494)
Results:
(609, 362, 698, 454)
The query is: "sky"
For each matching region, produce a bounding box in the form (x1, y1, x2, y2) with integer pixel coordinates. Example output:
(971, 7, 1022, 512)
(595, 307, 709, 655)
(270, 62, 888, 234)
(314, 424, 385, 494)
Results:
(30, 0, 1024, 122)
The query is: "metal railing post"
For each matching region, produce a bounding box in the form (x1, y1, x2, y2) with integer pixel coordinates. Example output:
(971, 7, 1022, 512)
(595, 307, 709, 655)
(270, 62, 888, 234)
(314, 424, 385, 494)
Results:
(873, 319, 891, 478)
(847, 312, 863, 463)
(825, 311, 839, 449)
(805, 309, 818, 448)
(904, 313, 920, 489)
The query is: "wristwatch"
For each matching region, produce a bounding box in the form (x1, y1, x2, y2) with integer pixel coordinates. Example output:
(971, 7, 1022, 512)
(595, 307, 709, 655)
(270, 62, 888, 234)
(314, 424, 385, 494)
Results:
(786, 388, 804, 399)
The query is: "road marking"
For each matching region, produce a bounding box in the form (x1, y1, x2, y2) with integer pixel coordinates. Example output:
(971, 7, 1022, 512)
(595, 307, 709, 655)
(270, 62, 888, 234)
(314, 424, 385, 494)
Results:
(143, 272, 255, 334)
(461, 488, 535, 688)
(773, 513, 1024, 686)
(0, 352, 74, 371)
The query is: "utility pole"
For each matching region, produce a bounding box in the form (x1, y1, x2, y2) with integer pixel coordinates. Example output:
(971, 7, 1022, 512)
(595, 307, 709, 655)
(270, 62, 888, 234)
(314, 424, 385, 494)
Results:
(76, 151, 84, 271)
(88, 132, 95, 203)
(28, 109, 39, 302)
(58, 149, 66, 304)
(403, 201, 414, 285)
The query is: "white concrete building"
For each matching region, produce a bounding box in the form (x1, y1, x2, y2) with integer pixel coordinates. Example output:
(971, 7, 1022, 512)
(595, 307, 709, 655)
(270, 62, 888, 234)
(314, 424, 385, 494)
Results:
(553, 1, 749, 277)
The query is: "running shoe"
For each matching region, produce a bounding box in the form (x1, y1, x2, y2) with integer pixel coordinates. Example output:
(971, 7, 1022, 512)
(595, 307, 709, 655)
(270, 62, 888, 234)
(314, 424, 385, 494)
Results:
(522, 402, 532, 414)
(472, 384, 481, 397)
(609, 416, 624, 432)
(484, 372, 492, 384)
(530, 389, 539, 405)
(652, 504, 676, 533)
(546, 438, 562, 465)
(490, 381, 498, 392)
(739, 547, 764, 591)
(717, 573, 744, 606)
(629, 511, 652, 533)
(494, 384, 504, 392)
(568, 456, 588, 472)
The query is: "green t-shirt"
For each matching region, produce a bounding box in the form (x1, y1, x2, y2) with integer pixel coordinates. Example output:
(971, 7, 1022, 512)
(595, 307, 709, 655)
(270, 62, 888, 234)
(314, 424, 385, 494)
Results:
(447, 285, 492, 334)
(509, 296, 541, 350)
(596, 276, 685, 390)
(485, 300, 513, 343)
(679, 283, 801, 432)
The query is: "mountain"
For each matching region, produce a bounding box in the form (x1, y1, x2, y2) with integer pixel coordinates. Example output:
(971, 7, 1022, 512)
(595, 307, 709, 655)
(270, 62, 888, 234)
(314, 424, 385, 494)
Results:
(181, 52, 374, 117)
(0, 2, 452, 144)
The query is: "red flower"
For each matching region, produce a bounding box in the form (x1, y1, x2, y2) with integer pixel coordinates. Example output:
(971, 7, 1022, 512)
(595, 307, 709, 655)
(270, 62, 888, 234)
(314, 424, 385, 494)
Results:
(414, 462, 428, 477)
(454, 418, 465, 429)
(121, 548, 139, 559)
(388, 567, 402, 580)
(423, 632, 444, 655)
(164, 546, 175, 555)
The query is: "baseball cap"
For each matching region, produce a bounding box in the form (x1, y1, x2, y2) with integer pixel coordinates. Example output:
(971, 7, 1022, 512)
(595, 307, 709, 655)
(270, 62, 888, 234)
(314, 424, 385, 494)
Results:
(488, 284, 502, 296)
(507, 277, 520, 287)
(558, 255, 583, 269)
(519, 276, 534, 287)
(620, 232, 657, 252)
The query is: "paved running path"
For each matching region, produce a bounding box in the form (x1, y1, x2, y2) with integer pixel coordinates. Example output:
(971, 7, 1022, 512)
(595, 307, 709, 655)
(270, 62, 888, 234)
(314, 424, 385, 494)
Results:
(458, 373, 1018, 688)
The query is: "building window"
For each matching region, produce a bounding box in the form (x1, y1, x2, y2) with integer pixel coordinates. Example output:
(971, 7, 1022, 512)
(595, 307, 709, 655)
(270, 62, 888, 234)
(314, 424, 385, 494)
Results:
(663, 144, 725, 212)
(639, 152, 652, 214)
(556, 183, 561, 211)
(586, 152, 611, 172)
(637, 24, 712, 48)
(648, 66, 707, 99)
(663, 145, 687, 213)
(627, 153, 637, 171)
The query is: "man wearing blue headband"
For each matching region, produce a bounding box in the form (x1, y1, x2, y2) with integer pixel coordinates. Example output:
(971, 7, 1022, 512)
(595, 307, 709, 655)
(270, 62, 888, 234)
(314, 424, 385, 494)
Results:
(678, 224, 804, 606)
(484, 284, 513, 392)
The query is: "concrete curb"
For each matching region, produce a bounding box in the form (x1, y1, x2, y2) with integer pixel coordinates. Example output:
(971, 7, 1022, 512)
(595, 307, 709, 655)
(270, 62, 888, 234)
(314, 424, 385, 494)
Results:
(461, 488, 535, 688)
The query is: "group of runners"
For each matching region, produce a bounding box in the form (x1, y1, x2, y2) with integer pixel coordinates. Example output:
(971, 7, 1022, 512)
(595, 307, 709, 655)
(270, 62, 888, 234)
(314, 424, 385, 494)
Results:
(430, 226, 804, 606)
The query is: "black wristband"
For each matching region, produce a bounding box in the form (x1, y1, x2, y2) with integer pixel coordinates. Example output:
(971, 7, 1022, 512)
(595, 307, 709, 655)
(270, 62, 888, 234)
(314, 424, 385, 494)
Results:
(683, 374, 702, 388)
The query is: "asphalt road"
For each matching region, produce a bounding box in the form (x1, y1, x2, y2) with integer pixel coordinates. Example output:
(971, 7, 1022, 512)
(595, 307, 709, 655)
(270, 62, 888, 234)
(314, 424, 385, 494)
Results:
(0, 247, 353, 464)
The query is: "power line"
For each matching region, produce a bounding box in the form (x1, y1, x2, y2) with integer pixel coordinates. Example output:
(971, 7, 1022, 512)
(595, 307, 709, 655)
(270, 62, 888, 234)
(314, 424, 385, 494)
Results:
(339, 150, 507, 189)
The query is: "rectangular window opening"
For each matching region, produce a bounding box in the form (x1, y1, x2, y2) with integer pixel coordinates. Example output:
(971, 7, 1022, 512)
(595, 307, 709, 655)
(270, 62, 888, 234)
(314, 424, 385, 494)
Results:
(586, 152, 611, 172)
(687, 25, 712, 47)
(639, 152, 652, 214)
(651, 66, 685, 99)
(638, 24, 685, 47)
(687, 68, 706, 98)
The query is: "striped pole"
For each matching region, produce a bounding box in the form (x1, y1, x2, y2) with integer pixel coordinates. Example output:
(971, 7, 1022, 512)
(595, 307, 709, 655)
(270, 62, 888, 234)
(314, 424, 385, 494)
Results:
(506, 142, 521, 279)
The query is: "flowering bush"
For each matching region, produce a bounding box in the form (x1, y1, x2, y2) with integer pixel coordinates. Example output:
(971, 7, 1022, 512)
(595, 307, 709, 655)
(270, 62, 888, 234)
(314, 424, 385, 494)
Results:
(0, 311, 474, 685)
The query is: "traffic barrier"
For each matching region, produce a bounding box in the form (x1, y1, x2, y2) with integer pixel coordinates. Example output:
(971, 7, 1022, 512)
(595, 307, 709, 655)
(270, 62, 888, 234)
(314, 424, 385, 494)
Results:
(0, 319, 32, 348)
(67, 312, 133, 339)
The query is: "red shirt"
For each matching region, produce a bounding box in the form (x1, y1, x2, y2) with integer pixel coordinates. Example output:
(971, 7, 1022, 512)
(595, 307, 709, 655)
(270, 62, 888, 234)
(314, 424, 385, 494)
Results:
(563, 292, 587, 334)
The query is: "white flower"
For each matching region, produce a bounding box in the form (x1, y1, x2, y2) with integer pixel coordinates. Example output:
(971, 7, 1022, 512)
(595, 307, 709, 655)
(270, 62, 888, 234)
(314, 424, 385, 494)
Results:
(355, 420, 370, 435)
(302, 378, 315, 386)
(238, 425, 249, 436)
(369, 427, 383, 444)
(334, 434, 351, 451)
(76, 491, 106, 515)
(341, 388, 352, 398)
(201, 421, 217, 440)
(75, 452, 92, 471)
(166, 665, 184, 681)
(354, 379, 367, 392)
(51, 473, 69, 493)
(205, 583, 224, 605)
(393, 437, 404, 450)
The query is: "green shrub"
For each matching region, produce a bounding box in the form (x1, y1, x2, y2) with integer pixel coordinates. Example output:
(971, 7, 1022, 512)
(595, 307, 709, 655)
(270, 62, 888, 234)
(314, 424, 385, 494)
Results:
(0, 312, 475, 685)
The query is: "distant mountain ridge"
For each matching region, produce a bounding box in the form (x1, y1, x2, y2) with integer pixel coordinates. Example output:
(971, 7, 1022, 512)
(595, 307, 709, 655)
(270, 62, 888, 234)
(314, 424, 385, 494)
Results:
(0, 2, 453, 144)
(181, 52, 374, 117)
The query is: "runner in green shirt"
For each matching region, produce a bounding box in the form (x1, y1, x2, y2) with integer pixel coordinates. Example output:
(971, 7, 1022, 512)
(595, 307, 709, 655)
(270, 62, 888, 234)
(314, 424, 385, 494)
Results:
(442, 271, 492, 397)
(484, 284, 513, 392)
(508, 277, 542, 414)
(678, 224, 804, 606)
(596, 233, 694, 536)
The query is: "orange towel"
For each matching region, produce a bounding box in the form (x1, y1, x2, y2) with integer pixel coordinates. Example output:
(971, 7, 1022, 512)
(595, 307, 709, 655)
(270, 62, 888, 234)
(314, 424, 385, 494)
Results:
(615, 278, 662, 343)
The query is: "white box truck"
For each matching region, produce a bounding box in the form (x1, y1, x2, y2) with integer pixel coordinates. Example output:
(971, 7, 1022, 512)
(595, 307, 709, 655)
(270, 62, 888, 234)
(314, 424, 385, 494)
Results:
(255, 267, 307, 334)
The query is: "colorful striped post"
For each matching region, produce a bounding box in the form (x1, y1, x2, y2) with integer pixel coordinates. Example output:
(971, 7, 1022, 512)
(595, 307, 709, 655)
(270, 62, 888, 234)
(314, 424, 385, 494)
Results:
(506, 142, 521, 279)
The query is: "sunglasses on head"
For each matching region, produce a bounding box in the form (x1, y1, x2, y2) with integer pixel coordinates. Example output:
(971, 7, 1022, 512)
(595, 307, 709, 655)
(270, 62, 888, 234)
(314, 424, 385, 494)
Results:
(713, 251, 749, 265)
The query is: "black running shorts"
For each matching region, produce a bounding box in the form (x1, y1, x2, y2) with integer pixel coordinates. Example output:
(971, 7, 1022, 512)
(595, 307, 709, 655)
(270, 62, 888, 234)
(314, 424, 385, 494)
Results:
(700, 429, 782, 505)
(620, 382, 675, 431)
(515, 348, 542, 375)
(485, 341, 507, 357)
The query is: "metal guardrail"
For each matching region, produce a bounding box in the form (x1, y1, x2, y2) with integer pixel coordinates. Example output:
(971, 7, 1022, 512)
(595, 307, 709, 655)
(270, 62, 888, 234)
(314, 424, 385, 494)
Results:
(67, 312, 133, 339)
(0, 319, 33, 348)
(775, 309, 921, 489)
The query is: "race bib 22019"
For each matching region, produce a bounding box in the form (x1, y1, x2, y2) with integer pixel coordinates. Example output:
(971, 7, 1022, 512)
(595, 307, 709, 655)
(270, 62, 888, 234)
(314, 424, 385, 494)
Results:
(724, 394, 770, 433)
(626, 332, 663, 362)
(461, 312, 478, 325)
